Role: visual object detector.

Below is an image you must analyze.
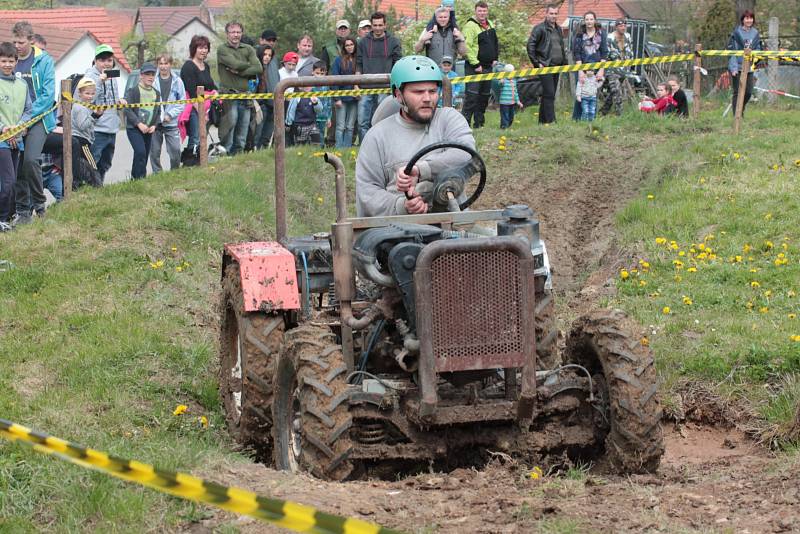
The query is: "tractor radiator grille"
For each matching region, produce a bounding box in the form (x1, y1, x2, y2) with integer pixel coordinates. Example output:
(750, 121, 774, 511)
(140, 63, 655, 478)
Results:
(429, 248, 526, 372)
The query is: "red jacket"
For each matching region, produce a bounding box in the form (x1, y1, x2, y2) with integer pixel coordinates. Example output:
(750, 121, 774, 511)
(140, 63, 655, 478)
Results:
(642, 94, 677, 114)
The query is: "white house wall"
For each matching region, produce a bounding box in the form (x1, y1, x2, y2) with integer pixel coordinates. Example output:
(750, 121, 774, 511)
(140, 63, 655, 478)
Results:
(51, 35, 130, 104)
(168, 20, 218, 62)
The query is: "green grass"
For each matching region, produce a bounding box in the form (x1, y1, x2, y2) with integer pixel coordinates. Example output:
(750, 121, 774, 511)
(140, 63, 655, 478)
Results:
(1, 98, 799, 530)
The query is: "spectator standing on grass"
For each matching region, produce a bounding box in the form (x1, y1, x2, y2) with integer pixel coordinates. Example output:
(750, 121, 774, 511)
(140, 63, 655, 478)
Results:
(728, 9, 761, 117)
(311, 61, 333, 147)
(332, 37, 358, 148)
(12, 21, 55, 224)
(0, 41, 32, 232)
(497, 63, 522, 128)
(461, 1, 498, 129)
(601, 18, 632, 117)
(151, 54, 185, 173)
(576, 69, 599, 121)
(296, 35, 321, 77)
(356, 12, 402, 139)
(81, 43, 126, 184)
(527, 3, 565, 124)
(217, 21, 261, 155)
(285, 83, 323, 146)
(414, 6, 466, 67)
(255, 45, 278, 149)
(571, 11, 607, 121)
(321, 20, 351, 71)
(180, 35, 217, 156)
(667, 75, 688, 117)
(124, 62, 160, 179)
(71, 78, 102, 188)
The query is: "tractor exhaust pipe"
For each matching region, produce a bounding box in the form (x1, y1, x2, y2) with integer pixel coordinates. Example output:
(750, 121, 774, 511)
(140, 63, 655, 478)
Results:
(324, 153, 347, 223)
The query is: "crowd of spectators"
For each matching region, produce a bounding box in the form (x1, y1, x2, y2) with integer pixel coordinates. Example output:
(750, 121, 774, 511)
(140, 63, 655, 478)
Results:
(0, 3, 762, 231)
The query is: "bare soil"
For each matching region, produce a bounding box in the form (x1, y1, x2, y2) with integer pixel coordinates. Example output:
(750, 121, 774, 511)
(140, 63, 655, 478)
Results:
(193, 143, 800, 533)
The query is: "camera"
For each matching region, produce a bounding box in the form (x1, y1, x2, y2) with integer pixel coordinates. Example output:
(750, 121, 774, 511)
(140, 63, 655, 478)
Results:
(104, 69, 120, 78)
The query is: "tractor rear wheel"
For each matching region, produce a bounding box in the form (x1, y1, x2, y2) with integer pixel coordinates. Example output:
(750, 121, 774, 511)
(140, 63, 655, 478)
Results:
(272, 325, 354, 481)
(219, 262, 285, 460)
(564, 308, 664, 473)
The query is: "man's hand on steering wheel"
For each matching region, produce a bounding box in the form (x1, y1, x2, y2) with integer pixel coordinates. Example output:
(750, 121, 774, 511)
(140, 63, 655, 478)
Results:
(396, 164, 420, 193)
(404, 189, 428, 214)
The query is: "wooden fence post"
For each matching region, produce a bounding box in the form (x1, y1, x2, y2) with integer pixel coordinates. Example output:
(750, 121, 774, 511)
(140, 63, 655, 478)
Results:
(60, 79, 73, 197)
(733, 47, 751, 135)
(692, 44, 702, 119)
(197, 86, 208, 166)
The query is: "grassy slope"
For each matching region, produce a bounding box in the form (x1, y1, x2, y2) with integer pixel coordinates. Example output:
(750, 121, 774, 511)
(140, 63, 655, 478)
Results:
(1, 101, 799, 530)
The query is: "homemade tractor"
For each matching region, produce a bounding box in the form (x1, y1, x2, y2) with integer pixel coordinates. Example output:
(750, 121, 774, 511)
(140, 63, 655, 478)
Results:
(218, 72, 663, 480)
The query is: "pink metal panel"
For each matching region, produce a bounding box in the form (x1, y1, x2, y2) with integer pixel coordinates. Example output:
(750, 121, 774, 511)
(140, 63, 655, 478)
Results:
(225, 242, 300, 312)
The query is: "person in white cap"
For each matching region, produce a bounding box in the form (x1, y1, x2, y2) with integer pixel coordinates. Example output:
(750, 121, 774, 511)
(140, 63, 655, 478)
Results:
(321, 19, 351, 70)
(357, 20, 371, 40)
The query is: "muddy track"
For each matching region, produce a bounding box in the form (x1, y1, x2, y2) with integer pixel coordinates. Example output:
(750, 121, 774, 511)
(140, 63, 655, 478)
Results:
(193, 148, 800, 532)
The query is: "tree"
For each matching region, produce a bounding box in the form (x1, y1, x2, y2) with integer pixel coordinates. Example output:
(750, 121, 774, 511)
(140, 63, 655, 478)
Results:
(121, 29, 171, 70)
(4, 0, 48, 7)
(231, 0, 331, 57)
(342, 0, 401, 33)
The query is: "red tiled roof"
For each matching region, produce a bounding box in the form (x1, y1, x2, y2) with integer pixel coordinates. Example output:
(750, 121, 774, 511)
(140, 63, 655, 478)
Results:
(0, 8, 131, 71)
(107, 8, 136, 38)
(136, 6, 211, 35)
(204, 0, 232, 9)
(381, 0, 440, 19)
(0, 19, 92, 63)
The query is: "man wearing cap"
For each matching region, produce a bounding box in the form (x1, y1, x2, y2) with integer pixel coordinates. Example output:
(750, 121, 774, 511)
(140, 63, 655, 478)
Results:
(123, 62, 160, 179)
(357, 20, 371, 40)
(356, 55, 473, 217)
(79, 42, 126, 185)
(217, 21, 262, 155)
(259, 29, 278, 48)
(601, 18, 633, 116)
(10, 21, 55, 223)
(321, 20, 350, 71)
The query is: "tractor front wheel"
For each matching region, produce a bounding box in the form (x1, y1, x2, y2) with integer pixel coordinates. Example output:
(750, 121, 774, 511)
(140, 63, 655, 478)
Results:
(272, 326, 354, 481)
(564, 308, 664, 473)
(219, 262, 285, 460)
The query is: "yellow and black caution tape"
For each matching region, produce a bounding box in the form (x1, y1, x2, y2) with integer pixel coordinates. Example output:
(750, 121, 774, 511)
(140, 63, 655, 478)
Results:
(0, 103, 58, 144)
(28, 48, 800, 116)
(0, 418, 401, 534)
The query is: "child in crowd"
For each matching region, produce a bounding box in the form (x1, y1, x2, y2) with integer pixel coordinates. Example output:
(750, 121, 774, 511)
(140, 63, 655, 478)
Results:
(71, 77, 103, 188)
(439, 56, 463, 108)
(497, 63, 522, 129)
(576, 69, 600, 121)
(286, 84, 323, 146)
(639, 82, 677, 115)
(311, 61, 332, 147)
(0, 42, 32, 231)
(279, 51, 299, 94)
(667, 75, 688, 117)
(124, 62, 160, 179)
(426, 0, 457, 30)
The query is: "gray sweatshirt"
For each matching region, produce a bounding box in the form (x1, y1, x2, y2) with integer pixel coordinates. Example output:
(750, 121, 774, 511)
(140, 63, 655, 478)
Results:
(355, 106, 474, 216)
(78, 66, 121, 134)
(71, 103, 97, 143)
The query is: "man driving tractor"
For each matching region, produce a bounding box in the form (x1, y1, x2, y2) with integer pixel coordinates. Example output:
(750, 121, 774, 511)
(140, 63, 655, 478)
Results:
(355, 55, 475, 217)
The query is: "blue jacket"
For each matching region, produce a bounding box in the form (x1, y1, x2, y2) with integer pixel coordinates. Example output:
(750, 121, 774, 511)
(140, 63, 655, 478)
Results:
(311, 86, 332, 122)
(30, 46, 56, 134)
(158, 70, 186, 127)
(572, 26, 608, 64)
(728, 25, 761, 73)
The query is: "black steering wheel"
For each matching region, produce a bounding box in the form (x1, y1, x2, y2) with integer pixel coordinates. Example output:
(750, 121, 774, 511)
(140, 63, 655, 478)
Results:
(402, 142, 487, 211)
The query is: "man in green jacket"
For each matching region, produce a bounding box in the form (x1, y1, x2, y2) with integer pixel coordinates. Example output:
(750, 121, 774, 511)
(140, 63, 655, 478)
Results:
(461, 1, 498, 128)
(217, 21, 261, 155)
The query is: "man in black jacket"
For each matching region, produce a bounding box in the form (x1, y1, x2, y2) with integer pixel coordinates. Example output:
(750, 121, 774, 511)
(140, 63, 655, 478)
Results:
(461, 1, 498, 128)
(527, 3, 565, 124)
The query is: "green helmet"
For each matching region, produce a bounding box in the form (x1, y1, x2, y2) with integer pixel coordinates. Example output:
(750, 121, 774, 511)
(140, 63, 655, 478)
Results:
(390, 55, 443, 94)
(95, 43, 114, 58)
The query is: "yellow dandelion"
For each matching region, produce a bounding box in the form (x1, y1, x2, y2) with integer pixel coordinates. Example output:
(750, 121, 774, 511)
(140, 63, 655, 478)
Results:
(662, 306, 671, 315)
(759, 306, 769, 314)
(789, 290, 797, 298)
(765, 240, 774, 250)
(764, 213, 773, 220)
(173, 404, 188, 416)
(639, 260, 650, 270)
(743, 244, 752, 253)
(746, 301, 754, 310)
(655, 237, 667, 245)
(673, 260, 684, 269)
(791, 335, 800, 342)
(735, 256, 743, 263)
(620, 269, 630, 280)
(679, 250, 686, 257)
(687, 267, 697, 273)
(782, 243, 789, 251)
(699, 177, 706, 184)
(641, 337, 649, 346)
(529, 466, 543, 479)
(175, 266, 183, 272)
(639, 280, 647, 287)
(795, 159, 800, 167)
(316, 196, 324, 204)
(751, 281, 761, 288)
(199, 415, 209, 428)
(733, 152, 740, 159)
(674, 275, 682, 282)
(764, 290, 773, 298)
(171, 246, 177, 252)
(682, 296, 693, 305)
(788, 314, 797, 320)
(647, 194, 655, 200)
(149, 259, 164, 269)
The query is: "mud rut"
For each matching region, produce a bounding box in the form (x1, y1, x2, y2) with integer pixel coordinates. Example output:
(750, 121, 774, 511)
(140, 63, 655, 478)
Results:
(200, 160, 800, 533)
